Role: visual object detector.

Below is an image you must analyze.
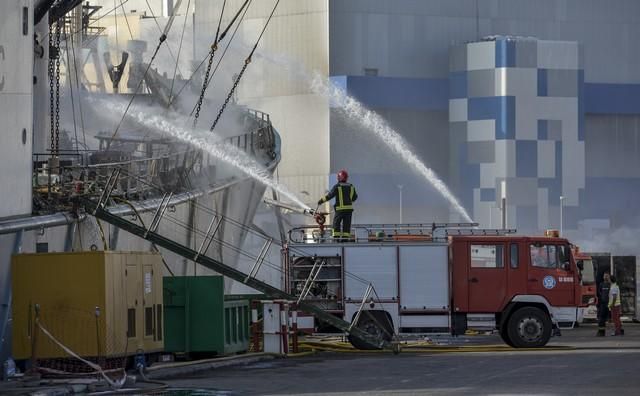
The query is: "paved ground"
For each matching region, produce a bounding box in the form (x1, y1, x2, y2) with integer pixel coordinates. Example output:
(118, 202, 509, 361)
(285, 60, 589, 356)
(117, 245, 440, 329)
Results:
(165, 323, 640, 395)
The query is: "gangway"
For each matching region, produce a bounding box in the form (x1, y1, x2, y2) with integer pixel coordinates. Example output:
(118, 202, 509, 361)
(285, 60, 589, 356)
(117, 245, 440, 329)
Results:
(79, 184, 394, 351)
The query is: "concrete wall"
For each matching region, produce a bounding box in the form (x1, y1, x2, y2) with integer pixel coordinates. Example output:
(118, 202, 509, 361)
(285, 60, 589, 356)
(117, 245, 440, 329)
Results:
(196, 0, 330, 208)
(330, 108, 451, 224)
(329, 0, 640, 83)
(450, 38, 584, 233)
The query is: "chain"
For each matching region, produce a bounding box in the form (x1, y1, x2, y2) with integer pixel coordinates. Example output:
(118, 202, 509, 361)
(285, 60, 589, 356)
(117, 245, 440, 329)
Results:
(193, 45, 217, 128)
(210, 57, 249, 132)
(54, 19, 62, 155)
(48, 22, 55, 155)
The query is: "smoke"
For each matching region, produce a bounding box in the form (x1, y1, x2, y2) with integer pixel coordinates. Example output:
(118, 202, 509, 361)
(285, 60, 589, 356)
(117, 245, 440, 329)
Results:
(87, 96, 309, 210)
(572, 226, 640, 256)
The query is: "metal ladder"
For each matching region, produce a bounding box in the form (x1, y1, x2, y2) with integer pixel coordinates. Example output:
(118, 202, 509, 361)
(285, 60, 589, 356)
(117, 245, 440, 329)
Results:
(80, 195, 392, 351)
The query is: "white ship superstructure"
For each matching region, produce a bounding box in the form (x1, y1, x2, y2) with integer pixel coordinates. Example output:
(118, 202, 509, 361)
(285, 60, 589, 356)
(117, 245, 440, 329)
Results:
(0, 0, 285, 362)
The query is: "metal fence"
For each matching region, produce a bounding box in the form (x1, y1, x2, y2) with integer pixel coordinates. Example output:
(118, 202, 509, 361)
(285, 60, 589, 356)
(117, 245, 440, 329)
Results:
(32, 109, 277, 213)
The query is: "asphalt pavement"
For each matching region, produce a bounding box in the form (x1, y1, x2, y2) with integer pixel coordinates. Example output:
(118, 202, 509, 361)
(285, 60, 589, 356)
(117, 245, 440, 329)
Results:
(164, 323, 640, 396)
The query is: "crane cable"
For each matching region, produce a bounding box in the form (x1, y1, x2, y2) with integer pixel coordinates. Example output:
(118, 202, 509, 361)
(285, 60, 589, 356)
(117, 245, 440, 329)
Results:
(168, 0, 192, 105)
(193, 0, 252, 128)
(68, 14, 87, 149)
(105, 0, 183, 147)
(145, 0, 185, 78)
(191, 0, 228, 126)
(210, 0, 280, 132)
(189, 0, 250, 119)
(63, 22, 80, 155)
(169, 0, 251, 112)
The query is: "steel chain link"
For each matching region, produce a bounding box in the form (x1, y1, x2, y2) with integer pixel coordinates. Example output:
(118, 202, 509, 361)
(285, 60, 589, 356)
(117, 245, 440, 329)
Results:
(193, 45, 217, 128)
(54, 19, 62, 155)
(48, 22, 55, 154)
(210, 58, 249, 132)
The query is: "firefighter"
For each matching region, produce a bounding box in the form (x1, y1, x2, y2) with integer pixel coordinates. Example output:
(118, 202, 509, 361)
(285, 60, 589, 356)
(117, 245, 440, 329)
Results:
(609, 275, 624, 336)
(318, 169, 358, 241)
(596, 272, 611, 337)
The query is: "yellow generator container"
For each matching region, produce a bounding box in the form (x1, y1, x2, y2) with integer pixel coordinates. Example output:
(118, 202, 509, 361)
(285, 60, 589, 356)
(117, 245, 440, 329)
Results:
(12, 251, 164, 361)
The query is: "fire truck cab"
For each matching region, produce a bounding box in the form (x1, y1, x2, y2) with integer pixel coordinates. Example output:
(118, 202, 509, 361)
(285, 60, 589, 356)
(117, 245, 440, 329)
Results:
(286, 224, 583, 348)
(573, 248, 597, 321)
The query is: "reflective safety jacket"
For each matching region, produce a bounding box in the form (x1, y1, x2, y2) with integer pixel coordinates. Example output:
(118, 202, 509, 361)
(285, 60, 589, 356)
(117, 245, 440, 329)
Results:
(320, 182, 358, 212)
(609, 282, 621, 308)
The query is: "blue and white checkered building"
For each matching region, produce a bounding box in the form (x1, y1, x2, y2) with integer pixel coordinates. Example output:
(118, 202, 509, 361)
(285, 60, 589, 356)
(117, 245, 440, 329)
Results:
(197, 0, 640, 242)
(449, 37, 585, 232)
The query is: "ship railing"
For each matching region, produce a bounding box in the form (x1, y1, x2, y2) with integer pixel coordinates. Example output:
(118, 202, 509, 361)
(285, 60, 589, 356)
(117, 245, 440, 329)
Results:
(287, 223, 520, 244)
(32, 148, 201, 206)
(32, 106, 276, 210)
(32, 109, 277, 209)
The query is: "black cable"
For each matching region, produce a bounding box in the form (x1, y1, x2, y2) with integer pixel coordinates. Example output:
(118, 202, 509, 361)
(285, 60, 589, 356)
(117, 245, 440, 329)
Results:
(113, 0, 118, 52)
(189, 0, 249, 118)
(214, 0, 227, 43)
(169, 0, 250, 110)
(201, 0, 251, 95)
(119, 0, 134, 39)
(145, 0, 184, 79)
(209, 0, 280, 132)
(168, 0, 192, 104)
(64, 23, 80, 155)
(106, 1, 185, 146)
(40, 0, 131, 44)
(105, 40, 165, 146)
(190, 0, 226, 126)
(68, 18, 87, 149)
(249, 0, 280, 58)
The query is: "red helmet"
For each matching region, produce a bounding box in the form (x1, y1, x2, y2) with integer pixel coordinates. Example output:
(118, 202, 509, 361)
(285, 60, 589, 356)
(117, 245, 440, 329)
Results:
(337, 169, 348, 182)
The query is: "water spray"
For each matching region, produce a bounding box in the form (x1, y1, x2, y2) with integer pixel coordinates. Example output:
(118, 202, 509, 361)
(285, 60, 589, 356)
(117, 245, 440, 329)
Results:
(247, 48, 474, 222)
(92, 98, 310, 211)
(309, 74, 474, 223)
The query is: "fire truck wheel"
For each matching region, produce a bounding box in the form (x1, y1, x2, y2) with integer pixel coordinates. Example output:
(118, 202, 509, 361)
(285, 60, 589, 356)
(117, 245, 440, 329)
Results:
(348, 311, 393, 350)
(506, 306, 552, 348)
(499, 324, 515, 347)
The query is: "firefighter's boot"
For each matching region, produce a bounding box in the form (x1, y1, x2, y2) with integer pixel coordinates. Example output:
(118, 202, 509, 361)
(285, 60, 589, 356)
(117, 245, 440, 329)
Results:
(596, 328, 605, 337)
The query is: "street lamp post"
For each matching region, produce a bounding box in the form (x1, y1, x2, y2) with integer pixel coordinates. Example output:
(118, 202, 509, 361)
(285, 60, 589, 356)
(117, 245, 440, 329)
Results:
(397, 185, 403, 224)
(560, 195, 565, 236)
(500, 180, 507, 229)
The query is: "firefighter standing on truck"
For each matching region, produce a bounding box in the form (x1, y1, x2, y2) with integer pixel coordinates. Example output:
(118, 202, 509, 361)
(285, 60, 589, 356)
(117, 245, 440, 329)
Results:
(318, 169, 357, 241)
(596, 272, 611, 337)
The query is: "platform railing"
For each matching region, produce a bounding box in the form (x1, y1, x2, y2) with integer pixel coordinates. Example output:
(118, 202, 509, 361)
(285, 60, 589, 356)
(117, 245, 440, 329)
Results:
(288, 223, 517, 244)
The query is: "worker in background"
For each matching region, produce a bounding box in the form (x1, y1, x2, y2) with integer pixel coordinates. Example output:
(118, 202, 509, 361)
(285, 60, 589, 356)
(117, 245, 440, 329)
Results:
(318, 169, 357, 241)
(596, 272, 611, 337)
(609, 275, 624, 336)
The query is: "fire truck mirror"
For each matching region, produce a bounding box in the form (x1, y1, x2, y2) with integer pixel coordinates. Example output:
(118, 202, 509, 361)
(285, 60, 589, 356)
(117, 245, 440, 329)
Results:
(576, 260, 584, 271)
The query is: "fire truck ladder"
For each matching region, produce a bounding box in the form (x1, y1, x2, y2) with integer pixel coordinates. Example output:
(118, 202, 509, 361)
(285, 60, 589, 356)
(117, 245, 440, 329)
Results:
(79, 185, 393, 351)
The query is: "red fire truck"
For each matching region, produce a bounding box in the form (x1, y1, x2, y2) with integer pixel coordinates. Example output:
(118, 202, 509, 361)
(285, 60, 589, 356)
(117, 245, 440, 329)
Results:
(573, 247, 597, 321)
(286, 224, 585, 348)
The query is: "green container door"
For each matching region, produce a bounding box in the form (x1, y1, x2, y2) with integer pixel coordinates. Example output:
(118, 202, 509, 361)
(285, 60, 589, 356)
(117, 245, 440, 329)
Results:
(163, 276, 225, 354)
(163, 276, 249, 355)
(223, 300, 250, 354)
